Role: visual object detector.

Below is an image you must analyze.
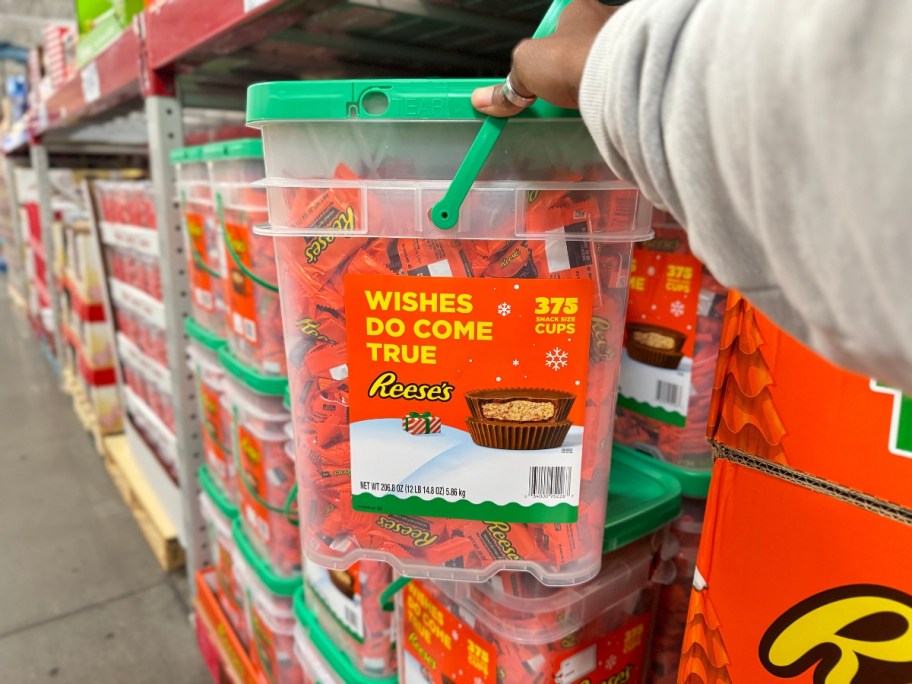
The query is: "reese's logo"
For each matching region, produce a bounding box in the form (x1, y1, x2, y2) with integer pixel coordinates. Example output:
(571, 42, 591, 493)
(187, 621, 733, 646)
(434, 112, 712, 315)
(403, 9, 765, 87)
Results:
(759, 584, 912, 683)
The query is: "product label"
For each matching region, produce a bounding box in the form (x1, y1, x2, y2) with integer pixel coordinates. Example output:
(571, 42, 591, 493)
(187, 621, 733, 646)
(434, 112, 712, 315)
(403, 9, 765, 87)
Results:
(305, 561, 365, 640)
(617, 250, 702, 427)
(216, 543, 240, 611)
(401, 581, 497, 684)
(200, 381, 228, 476)
(249, 601, 279, 684)
(238, 426, 270, 543)
(344, 273, 593, 523)
(224, 219, 259, 344)
(554, 612, 651, 684)
(186, 210, 214, 312)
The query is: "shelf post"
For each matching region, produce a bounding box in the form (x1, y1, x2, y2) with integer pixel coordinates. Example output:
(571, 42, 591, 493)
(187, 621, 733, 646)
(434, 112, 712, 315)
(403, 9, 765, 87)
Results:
(30, 143, 63, 372)
(146, 94, 209, 595)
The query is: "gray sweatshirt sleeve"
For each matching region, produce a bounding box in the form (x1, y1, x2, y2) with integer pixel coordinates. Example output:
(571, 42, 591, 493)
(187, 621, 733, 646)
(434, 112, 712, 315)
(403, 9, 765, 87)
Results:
(579, 0, 912, 393)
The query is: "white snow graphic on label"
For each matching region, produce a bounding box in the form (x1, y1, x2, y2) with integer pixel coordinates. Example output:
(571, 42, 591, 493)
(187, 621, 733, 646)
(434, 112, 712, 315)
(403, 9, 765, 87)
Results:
(350, 419, 583, 509)
(555, 644, 597, 683)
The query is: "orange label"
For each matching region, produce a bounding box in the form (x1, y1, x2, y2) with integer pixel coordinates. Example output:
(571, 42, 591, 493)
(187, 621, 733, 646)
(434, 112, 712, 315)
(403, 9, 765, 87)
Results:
(344, 273, 593, 522)
(186, 210, 214, 312)
(401, 581, 497, 684)
(627, 249, 701, 357)
(224, 219, 258, 343)
(554, 612, 651, 683)
(238, 426, 269, 542)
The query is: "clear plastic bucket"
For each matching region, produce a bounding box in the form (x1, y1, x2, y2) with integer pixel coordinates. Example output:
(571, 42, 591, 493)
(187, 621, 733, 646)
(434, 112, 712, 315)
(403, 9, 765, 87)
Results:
(172, 146, 225, 336)
(187, 318, 234, 499)
(220, 347, 297, 577)
(613, 221, 727, 471)
(397, 538, 658, 683)
(233, 520, 302, 684)
(294, 589, 398, 684)
(249, 79, 653, 584)
(210, 139, 286, 376)
(304, 559, 396, 678)
(199, 465, 245, 641)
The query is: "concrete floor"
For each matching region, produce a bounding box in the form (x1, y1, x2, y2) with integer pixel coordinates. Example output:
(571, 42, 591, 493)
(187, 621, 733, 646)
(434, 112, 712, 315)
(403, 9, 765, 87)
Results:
(0, 284, 210, 684)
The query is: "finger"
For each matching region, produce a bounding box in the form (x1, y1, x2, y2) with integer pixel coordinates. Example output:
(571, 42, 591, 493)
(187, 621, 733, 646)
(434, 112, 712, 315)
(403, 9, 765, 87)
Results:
(471, 84, 524, 118)
(471, 37, 541, 117)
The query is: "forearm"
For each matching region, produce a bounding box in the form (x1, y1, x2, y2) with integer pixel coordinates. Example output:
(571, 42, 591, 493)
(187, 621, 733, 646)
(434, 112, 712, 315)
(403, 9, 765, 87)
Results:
(579, 0, 912, 390)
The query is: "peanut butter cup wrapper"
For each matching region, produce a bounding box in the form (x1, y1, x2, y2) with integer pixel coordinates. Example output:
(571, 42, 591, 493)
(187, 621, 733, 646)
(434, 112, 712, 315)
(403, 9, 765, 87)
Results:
(465, 418, 573, 450)
(625, 340, 684, 370)
(464, 388, 576, 423)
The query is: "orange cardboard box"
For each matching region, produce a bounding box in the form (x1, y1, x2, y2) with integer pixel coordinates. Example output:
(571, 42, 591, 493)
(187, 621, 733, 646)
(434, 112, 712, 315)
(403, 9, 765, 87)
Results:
(709, 292, 912, 511)
(678, 292, 912, 682)
(680, 459, 912, 683)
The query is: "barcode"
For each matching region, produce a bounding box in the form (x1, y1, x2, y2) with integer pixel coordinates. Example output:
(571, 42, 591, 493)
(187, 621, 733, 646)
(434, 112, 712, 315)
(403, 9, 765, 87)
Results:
(528, 466, 572, 499)
(343, 604, 363, 635)
(243, 318, 257, 343)
(656, 381, 684, 408)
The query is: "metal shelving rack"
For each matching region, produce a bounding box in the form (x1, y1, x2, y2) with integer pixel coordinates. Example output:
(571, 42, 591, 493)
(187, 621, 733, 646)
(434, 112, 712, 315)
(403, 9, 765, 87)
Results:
(1, 0, 554, 598)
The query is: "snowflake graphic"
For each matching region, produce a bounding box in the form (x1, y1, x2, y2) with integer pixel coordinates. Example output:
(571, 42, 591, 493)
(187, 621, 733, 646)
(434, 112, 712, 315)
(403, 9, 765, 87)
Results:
(512, 359, 520, 367)
(670, 300, 685, 317)
(604, 654, 618, 670)
(545, 347, 568, 371)
(498, 302, 512, 317)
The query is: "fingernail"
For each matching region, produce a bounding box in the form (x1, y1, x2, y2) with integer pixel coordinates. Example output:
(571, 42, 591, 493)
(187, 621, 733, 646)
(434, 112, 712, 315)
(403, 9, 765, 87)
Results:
(471, 86, 494, 109)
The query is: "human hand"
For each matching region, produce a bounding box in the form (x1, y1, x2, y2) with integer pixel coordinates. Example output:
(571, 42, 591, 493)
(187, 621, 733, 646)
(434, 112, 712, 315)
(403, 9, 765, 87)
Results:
(471, 0, 618, 116)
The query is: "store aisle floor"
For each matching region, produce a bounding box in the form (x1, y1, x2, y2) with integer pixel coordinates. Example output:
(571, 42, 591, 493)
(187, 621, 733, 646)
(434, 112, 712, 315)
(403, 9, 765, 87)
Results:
(0, 285, 209, 684)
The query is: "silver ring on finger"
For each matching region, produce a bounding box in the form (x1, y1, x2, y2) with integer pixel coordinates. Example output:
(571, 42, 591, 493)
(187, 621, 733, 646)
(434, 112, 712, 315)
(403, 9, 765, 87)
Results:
(502, 73, 537, 108)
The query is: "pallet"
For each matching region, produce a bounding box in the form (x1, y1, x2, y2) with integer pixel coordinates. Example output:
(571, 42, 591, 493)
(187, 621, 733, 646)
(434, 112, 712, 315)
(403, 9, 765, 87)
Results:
(63, 368, 107, 455)
(102, 434, 185, 572)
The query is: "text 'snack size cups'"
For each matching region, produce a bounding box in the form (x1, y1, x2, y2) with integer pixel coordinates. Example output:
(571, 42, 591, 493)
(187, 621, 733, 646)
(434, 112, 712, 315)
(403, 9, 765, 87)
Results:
(248, 79, 654, 584)
(208, 138, 286, 377)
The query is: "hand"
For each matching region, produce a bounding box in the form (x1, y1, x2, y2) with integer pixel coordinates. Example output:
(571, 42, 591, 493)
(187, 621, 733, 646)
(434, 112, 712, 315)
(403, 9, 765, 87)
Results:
(472, 0, 619, 116)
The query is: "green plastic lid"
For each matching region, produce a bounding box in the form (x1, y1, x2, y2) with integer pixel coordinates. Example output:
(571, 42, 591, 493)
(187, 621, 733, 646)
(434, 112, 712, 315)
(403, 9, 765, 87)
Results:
(199, 464, 238, 519)
(169, 144, 205, 164)
(185, 317, 225, 352)
(613, 444, 713, 499)
(602, 446, 683, 553)
(247, 79, 579, 126)
(232, 519, 301, 596)
(218, 346, 288, 397)
(294, 589, 397, 684)
(220, 137, 263, 160)
(200, 141, 227, 161)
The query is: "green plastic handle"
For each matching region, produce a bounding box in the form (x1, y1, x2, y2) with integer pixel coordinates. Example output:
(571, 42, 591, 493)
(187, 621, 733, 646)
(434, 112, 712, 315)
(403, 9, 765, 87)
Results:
(429, 0, 575, 230)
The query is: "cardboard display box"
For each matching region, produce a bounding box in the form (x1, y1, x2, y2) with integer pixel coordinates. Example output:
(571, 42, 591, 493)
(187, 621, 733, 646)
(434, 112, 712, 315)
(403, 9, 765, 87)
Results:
(680, 459, 912, 683)
(679, 292, 912, 682)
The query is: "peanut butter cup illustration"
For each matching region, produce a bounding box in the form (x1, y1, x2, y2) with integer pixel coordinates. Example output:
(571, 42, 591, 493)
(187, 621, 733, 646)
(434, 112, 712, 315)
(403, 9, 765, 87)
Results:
(464, 388, 575, 450)
(625, 323, 686, 369)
